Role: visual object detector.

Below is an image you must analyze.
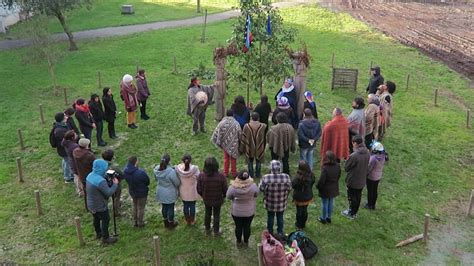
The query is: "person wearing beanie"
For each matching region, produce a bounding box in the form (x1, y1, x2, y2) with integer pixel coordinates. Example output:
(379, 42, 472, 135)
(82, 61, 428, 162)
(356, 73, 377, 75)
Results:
(102, 87, 118, 139)
(123, 156, 150, 227)
(347, 97, 366, 153)
(120, 74, 139, 129)
(136, 69, 151, 120)
(64, 107, 80, 135)
(240, 112, 267, 178)
(303, 90, 318, 120)
(175, 154, 200, 225)
(226, 170, 259, 247)
(364, 94, 380, 148)
(297, 108, 321, 171)
(365, 141, 388, 210)
(272, 96, 298, 129)
(341, 135, 370, 219)
(366, 66, 384, 94)
(376, 81, 396, 140)
(292, 160, 315, 230)
(187, 77, 215, 135)
(88, 94, 107, 146)
(73, 138, 96, 210)
(61, 130, 82, 195)
(52, 112, 74, 183)
(267, 112, 296, 175)
(74, 98, 96, 141)
(259, 160, 292, 236)
(154, 154, 181, 229)
(86, 159, 119, 244)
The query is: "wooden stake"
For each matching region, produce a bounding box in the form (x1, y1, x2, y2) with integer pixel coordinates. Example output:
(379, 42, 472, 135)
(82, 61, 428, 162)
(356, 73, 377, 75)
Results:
(136, 64, 139, 73)
(153, 236, 161, 266)
(434, 89, 438, 106)
(423, 213, 430, 242)
(197, 0, 201, 13)
(468, 189, 474, 217)
(39, 104, 45, 125)
(257, 243, 264, 266)
(16, 157, 24, 182)
(98, 71, 102, 89)
(467, 110, 471, 129)
(369, 61, 373, 76)
(173, 55, 177, 74)
(74, 216, 85, 246)
(63, 87, 68, 105)
(35, 190, 43, 216)
(331, 53, 335, 68)
(201, 9, 208, 43)
(395, 234, 423, 247)
(17, 129, 25, 150)
(406, 74, 410, 91)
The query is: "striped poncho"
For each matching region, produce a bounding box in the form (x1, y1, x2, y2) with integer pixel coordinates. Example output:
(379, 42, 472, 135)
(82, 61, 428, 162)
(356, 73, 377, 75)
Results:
(211, 116, 242, 159)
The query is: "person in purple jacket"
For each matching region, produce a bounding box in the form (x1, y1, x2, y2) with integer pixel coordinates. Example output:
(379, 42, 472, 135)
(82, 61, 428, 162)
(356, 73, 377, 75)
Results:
(226, 170, 259, 247)
(365, 141, 387, 210)
(136, 69, 151, 120)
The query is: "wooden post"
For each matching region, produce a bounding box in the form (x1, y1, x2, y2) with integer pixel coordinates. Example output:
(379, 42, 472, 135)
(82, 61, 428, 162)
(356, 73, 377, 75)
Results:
(74, 216, 85, 246)
(201, 9, 208, 43)
(16, 157, 24, 182)
(406, 74, 410, 91)
(136, 64, 139, 73)
(369, 61, 373, 76)
(35, 190, 43, 216)
(153, 236, 161, 266)
(434, 89, 438, 106)
(197, 0, 201, 13)
(39, 104, 45, 125)
(17, 129, 25, 150)
(468, 189, 474, 217)
(98, 71, 102, 89)
(173, 55, 177, 74)
(467, 110, 471, 129)
(423, 213, 430, 242)
(257, 243, 264, 266)
(63, 87, 68, 105)
(331, 53, 335, 68)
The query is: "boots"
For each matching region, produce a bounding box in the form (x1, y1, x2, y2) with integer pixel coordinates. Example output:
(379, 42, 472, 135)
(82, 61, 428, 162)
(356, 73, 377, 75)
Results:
(102, 236, 118, 244)
(164, 219, 178, 229)
(189, 216, 196, 225)
(184, 215, 191, 225)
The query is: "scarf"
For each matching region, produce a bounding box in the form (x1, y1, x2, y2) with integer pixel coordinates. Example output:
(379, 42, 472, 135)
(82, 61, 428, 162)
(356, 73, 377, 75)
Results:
(121, 82, 137, 94)
(75, 104, 90, 113)
(230, 177, 254, 188)
(277, 85, 295, 100)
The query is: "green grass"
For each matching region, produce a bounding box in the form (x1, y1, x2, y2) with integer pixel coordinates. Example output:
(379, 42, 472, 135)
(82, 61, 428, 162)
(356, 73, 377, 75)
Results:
(0, 5, 473, 265)
(0, 0, 238, 40)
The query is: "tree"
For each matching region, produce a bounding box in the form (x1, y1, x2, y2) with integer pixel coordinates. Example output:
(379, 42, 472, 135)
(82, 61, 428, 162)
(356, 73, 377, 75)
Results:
(1, 0, 92, 51)
(228, 0, 296, 101)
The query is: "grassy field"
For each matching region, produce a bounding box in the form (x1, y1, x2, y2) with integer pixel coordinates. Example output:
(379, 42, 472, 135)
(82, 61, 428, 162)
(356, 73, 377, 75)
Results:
(0, 5, 473, 265)
(0, 0, 238, 40)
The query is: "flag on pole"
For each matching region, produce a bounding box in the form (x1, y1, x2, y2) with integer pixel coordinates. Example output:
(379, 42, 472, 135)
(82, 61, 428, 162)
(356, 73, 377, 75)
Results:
(243, 14, 253, 53)
(266, 15, 272, 36)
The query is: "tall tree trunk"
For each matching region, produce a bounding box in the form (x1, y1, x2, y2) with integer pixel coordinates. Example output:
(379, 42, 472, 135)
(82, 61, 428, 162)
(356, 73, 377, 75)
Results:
(56, 11, 78, 51)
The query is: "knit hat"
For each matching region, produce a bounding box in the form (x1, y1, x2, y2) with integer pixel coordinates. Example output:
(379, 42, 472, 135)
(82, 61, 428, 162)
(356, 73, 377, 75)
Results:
(304, 91, 312, 98)
(122, 74, 133, 83)
(371, 141, 384, 152)
(277, 96, 289, 107)
(78, 138, 91, 148)
(54, 112, 65, 122)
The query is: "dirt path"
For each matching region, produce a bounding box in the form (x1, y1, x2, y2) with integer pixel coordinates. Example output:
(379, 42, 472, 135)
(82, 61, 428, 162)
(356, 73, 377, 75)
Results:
(0, 1, 305, 51)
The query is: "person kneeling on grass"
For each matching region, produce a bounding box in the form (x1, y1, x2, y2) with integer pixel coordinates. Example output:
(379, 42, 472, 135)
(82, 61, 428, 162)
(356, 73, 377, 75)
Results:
(154, 154, 180, 229)
(365, 141, 387, 210)
(226, 170, 259, 247)
(86, 159, 119, 244)
(292, 160, 315, 230)
(316, 150, 341, 224)
(175, 154, 200, 225)
(124, 156, 150, 227)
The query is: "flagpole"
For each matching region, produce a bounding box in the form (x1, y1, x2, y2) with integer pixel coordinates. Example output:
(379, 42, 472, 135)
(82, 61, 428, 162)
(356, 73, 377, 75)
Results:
(247, 54, 250, 106)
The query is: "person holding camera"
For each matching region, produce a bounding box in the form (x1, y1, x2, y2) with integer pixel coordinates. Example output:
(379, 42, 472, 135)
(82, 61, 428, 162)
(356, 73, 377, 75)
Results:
(124, 156, 150, 227)
(102, 149, 123, 216)
(86, 159, 119, 244)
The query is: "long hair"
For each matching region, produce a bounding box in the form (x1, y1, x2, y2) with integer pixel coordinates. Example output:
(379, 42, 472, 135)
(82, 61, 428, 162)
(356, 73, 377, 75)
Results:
(102, 87, 110, 97)
(232, 95, 246, 116)
(323, 150, 338, 166)
(182, 154, 192, 171)
(159, 154, 171, 171)
(296, 160, 312, 186)
(203, 157, 219, 176)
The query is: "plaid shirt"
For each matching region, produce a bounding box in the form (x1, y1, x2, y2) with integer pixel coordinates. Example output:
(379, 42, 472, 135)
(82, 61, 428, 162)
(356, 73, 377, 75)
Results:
(259, 172, 292, 212)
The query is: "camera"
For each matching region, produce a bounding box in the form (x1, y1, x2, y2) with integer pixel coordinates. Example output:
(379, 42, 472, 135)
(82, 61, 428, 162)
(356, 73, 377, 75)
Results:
(106, 170, 120, 187)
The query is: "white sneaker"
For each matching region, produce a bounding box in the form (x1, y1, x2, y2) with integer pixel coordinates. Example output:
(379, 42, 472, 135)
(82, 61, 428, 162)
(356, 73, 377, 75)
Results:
(341, 209, 355, 220)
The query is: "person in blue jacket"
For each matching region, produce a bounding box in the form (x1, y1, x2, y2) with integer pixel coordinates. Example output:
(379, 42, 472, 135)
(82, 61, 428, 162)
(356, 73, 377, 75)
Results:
(154, 154, 181, 229)
(123, 156, 150, 227)
(86, 159, 119, 244)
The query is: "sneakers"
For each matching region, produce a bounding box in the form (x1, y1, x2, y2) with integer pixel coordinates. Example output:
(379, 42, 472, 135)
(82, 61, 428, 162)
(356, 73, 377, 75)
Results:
(64, 179, 74, 184)
(128, 124, 138, 129)
(318, 217, 327, 224)
(341, 209, 356, 220)
(102, 236, 118, 244)
(326, 218, 332, 224)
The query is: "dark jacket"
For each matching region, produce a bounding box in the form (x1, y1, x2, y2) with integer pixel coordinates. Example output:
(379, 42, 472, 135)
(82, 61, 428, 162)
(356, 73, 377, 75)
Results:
(123, 163, 150, 198)
(53, 122, 68, 157)
(75, 109, 94, 129)
(66, 117, 80, 134)
(136, 76, 151, 102)
(272, 106, 298, 129)
(86, 159, 118, 213)
(316, 163, 341, 198)
(254, 102, 272, 126)
(62, 139, 79, 175)
(292, 173, 315, 202)
(73, 147, 96, 180)
(303, 100, 318, 120)
(89, 100, 105, 123)
(345, 147, 370, 189)
(366, 67, 384, 94)
(231, 104, 250, 129)
(102, 95, 117, 123)
(297, 118, 322, 149)
(197, 172, 228, 207)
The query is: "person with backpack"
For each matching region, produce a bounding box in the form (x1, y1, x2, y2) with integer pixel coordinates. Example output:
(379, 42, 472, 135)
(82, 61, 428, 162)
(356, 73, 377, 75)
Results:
(316, 150, 341, 224)
(154, 154, 180, 229)
(74, 98, 96, 141)
(365, 141, 387, 210)
(226, 170, 259, 247)
(231, 95, 250, 129)
(88, 94, 107, 146)
(51, 112, 74, 183)
(102, 87, 118, 139)
(259, 160, 292, 236)
(197, 157, 228, 236)
(175, 154, 200, 225)
(62, 130, 82, 195)
(123, 156, 150, 227)
(292, 161, 315, 230)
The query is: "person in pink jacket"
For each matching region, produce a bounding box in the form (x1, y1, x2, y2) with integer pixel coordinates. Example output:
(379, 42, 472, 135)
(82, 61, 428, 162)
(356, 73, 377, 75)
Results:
(365, 141, 388, 210)
(175, 154, 200, 225)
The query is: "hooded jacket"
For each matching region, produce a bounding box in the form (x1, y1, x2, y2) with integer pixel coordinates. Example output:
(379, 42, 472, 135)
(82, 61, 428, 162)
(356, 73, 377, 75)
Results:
(197, 171, 228, 207)
(62, 139, 79, 175)
(73, 147, 96, 180)
(102, 94, 117, 123)
(345, 147, 370, 189)
(53, 122, 68, 157)
(368, 153, 386, 181)
(86, 159, 118, 213)
(367, 67, 384, 94)
(123, 163, 150, 198)
(297, 118, 322, 149)
(136, 75, 151, 102)
(259, 161, 292, 212)
(88, 98, 104, 123)
(226, 177, 259, 217)
(154, 165, 180, 204)
(175, 163, 200, 201)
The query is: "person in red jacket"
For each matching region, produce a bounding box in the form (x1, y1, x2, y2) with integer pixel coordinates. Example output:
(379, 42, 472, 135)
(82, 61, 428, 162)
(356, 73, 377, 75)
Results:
(320, 107, 349, 163)
(120, 74, 139, 129)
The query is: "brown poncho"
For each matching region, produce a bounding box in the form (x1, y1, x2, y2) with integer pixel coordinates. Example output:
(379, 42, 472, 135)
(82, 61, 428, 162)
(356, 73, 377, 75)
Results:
(266, 122, 296, 158)
(240, 121, 267, 162)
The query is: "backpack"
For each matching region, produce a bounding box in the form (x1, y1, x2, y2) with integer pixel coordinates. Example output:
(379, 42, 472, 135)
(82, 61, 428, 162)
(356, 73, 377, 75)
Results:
(288, 231, 318, 260)
(49, 125, 57, 148)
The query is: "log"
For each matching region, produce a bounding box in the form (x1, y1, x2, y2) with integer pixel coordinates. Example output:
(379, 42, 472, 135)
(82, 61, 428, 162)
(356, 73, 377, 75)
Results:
(153, 235, 160, 266)
(423, 214, 430, 242)
(257, 243, 264, 266)
(74, 216, 85, 246)
(395, 233, 423, 247)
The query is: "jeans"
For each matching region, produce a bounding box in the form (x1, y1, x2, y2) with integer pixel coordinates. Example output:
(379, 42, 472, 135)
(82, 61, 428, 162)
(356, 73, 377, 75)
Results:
(106, 118, 116, 138)
(93, 210, 110, 239)
(132, 197, 147, 226)
(295, 205, 308, 229)
(247, 158, 261, 178)
(61, 157, 73, 181)
(267, 211, 284, 235)
(162, 203, 175, 222)
(366, 179, 380, 208)
(139, 99, 147, 117)
(321, 197, 335, 219)
(270, 150, 290, 175)
(192, 106, 207, 133)
(224, 150, 237, 177)
(95, 120, 104, 144)
(299, 148, 315, 171)
(347, 187, 363, 215)
(183, 201, 196, 217)
(80, 126, 92, 141)
(204, 205, 221, 233)
(232, 215, 254, 243)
